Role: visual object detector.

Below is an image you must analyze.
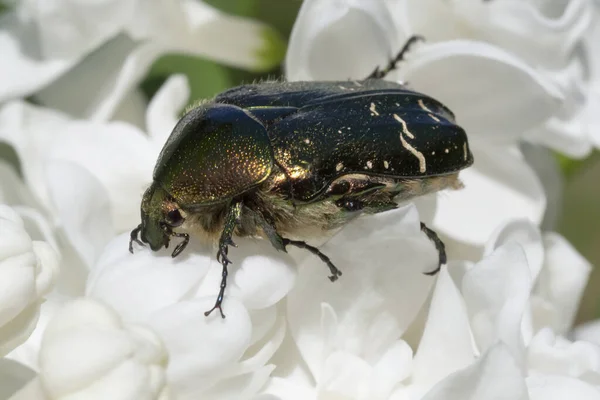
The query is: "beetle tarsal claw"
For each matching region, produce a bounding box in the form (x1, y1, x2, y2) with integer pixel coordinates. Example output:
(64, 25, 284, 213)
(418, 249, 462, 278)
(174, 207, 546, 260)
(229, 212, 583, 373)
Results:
(171, 232, 189, 258)
(420, 222, 446, 275)
(129, 224, 145, 253)
(216, 245, 232, 265)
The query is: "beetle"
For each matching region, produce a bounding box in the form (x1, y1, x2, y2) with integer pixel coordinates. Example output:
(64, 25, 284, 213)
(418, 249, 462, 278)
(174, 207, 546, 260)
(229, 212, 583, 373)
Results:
(129, 36, 474, 318)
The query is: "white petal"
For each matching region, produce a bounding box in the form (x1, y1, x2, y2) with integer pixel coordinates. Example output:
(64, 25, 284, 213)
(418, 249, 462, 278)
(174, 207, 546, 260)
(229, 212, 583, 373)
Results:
(0, 358, 36, 399)
(527, 328, 600, 379)
(191, 236, 296, 311)
(0, 161, 40, 208)
(0, 102, 70, 207)
(222, 240, 297, 311)
(412, 268, 477, 387)
(484, 219, 544, 283)
(527, 375, 600, 400)
(16, 0, 135, 59)
(177, 0, 285, 71)
(526, 57, 593, 158)
(6, 298, 62, 372)
(45, 161, 114, 269)
(145, 74, 191, 148)
(402, 0, 466, 40)
(147, 298, 251, 397)
(6, 377, 46, 400)
(286, 0, 400, 80)
(287, 205, 437, 380)
(36, 36, 166, 122)
(433, 145, 545, 246)
(88, 233, 211, 323)
(519, 143, 563, 231)
(110, 88, 148, 130)
(419, 344, 528, 400)
(0, 13, 73, 102)
(462, 243, 531, 361)
(0, 101, 155, 231)
(404, 0, 592, 67)
(532, 233, 591, 334)
(574, 320, 600, 347)
(401, 40, 563, 143)
(256, 377, 316, 400)
(39, 298, 170, 400)
(319, 352, 372, 398)
(0, 206, 60, 356)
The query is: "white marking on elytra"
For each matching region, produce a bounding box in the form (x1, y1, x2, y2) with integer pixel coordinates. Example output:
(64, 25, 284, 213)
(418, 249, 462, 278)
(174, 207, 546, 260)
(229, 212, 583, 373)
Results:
(393, 114, 415, 139)
(338, 130, 342, 134)
(445, 148, 450, 154)
(431, 151, 436, 155)
(366, 160, 373, 169)
(369, 102, 380, 116)
(428, 113, 441, 122)
(383, 160, 389, 169)
(304, 138, 311, 144)
(418, 99, 432, 112)
(418, 99, 441, 122)
(336, 162, 344, 171)
(400, 134, 426, 173)
(463, 142, 468, 160)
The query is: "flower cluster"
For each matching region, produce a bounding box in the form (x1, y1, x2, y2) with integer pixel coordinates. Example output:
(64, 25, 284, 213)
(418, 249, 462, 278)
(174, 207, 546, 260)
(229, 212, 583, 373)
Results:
(0, 0, 599, 399)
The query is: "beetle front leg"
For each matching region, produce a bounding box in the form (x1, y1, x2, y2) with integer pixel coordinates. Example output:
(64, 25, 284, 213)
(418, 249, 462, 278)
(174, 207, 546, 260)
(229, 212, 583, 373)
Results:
(420, 222, 447, 276)
(205, 200, 242, 318)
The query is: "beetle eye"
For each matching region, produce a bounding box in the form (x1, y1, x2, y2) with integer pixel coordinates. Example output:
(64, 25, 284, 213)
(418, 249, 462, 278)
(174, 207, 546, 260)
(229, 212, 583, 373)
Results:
(165, 209, 184, 227)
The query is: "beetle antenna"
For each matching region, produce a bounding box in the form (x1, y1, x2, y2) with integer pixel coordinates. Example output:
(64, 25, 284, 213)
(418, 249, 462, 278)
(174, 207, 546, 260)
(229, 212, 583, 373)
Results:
(129, 224, 144, 253)
(282, 238, 343, 282)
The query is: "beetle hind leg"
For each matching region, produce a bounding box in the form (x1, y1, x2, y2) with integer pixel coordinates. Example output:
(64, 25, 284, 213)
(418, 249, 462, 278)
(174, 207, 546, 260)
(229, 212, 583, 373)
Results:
(366, 35, 424, 80)
(420, 222, 447, 275)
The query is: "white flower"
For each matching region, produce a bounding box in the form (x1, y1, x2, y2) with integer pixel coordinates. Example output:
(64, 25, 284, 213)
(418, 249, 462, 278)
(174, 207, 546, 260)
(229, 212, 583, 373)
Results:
(0, 1, 598, 399)
(9, 298, 171, 400)
(0, 0, 284, 121)
(257, 216, 597, 399)
(285, 0, 598, 247)
(0, 205, 59, 357)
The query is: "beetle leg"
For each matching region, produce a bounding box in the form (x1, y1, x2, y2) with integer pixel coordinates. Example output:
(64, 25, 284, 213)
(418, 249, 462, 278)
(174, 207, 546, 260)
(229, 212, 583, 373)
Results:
(171, 232, 190, 257)
(366, 35, 425, 80)
(420, 222, 447, 275)
(282, 238, 343, 282)
(205, 200, 243, 318)
(129, 224, 145, 253)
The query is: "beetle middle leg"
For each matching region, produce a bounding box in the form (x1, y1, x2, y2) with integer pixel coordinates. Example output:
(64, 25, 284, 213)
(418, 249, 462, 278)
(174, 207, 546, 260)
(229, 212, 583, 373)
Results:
(366, 35, 425, 80)
(205, 200, 242, 318)
(282, 238, 342, 282)
(245, 205, 343, 282)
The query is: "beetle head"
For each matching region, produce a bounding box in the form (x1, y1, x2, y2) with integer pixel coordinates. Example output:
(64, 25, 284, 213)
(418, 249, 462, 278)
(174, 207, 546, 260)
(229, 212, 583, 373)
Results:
(129, 183, 189, 257)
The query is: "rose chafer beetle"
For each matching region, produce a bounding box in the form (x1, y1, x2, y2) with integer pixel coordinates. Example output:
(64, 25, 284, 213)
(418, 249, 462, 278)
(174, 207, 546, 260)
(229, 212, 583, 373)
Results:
(130, 37, 474, 318)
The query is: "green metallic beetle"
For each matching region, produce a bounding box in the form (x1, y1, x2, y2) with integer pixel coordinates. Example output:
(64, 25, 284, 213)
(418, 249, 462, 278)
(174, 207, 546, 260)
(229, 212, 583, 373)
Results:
(130, 37, 474, 317)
